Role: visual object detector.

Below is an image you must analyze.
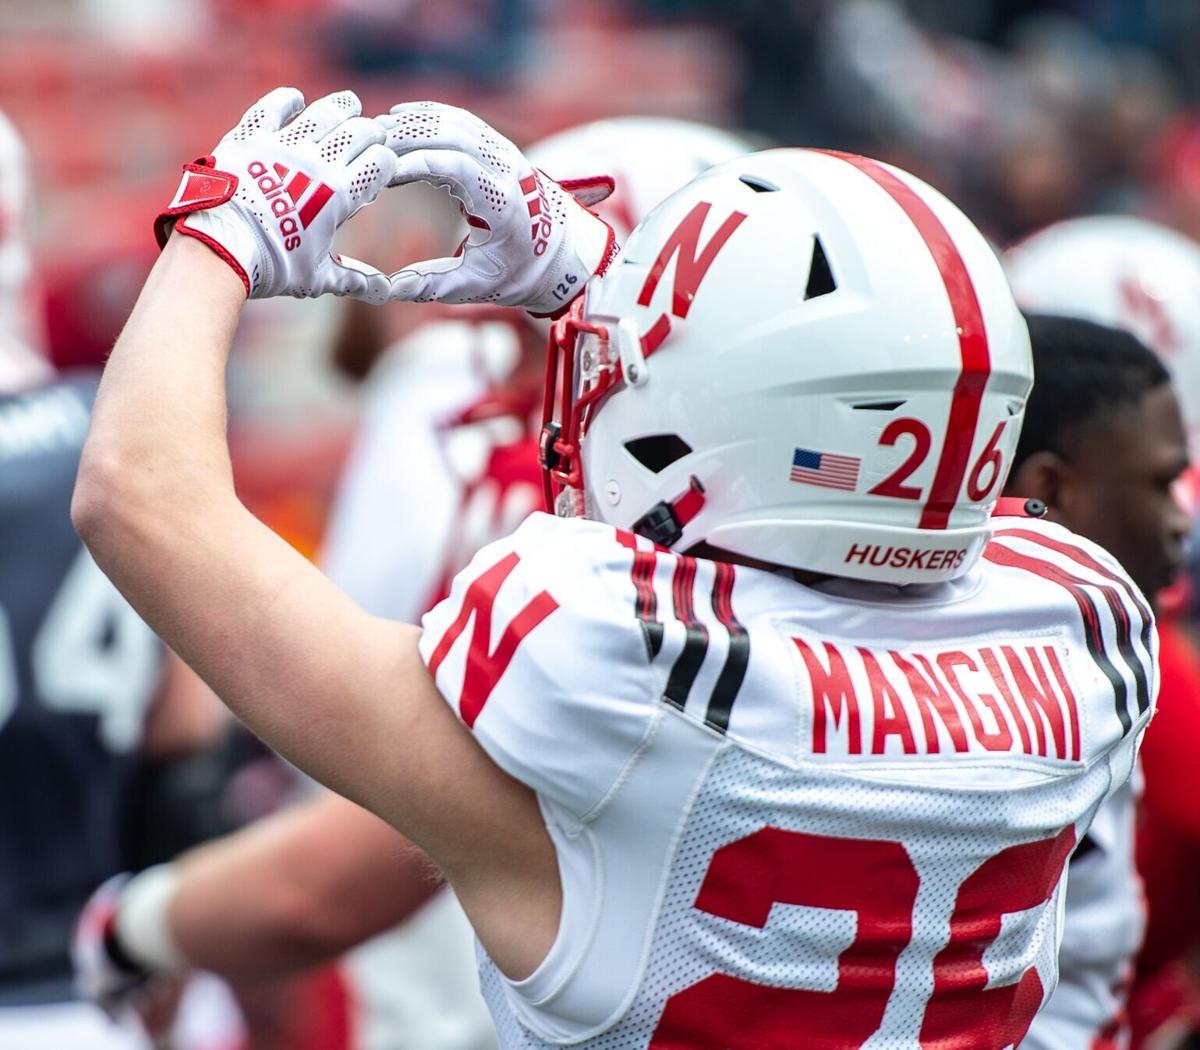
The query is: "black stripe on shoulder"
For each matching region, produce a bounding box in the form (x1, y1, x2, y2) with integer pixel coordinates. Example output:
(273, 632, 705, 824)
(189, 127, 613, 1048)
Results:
(993, 528, 1155, 721)
(614, 528, 665, 660)
(664, 557, 709, 710)
(704, 561, 749, 733)
(984, 542, 1133, 735)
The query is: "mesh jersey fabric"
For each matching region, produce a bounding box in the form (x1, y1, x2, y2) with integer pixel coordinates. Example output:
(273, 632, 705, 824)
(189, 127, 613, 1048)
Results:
(1020, 776, 1142, 1050)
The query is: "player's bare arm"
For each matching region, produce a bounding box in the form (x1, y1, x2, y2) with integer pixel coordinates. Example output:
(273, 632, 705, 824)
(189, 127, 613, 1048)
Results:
(71, 91, 566, 980)
(148, 793, 443, 977)
(140, 650, 228, 760)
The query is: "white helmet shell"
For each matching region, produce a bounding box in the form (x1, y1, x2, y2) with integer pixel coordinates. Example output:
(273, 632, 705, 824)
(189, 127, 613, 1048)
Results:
(545, 148, 1032, 585)
(1004, 215, 1200, 461)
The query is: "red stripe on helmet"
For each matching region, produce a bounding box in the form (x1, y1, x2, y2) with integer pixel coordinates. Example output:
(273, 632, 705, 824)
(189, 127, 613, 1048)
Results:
(818, 151, 991, 530)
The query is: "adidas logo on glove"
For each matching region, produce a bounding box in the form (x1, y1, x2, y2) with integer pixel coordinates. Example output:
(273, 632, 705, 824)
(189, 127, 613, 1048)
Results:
(247, 161, 333, 251)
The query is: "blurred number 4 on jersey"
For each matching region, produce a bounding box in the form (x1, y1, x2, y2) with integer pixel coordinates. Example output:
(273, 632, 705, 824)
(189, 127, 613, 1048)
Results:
(0, 549, 160, 750)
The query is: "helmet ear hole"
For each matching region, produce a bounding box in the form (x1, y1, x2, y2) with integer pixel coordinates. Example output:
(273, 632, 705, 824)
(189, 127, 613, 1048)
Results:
(624, 434, 693, 473)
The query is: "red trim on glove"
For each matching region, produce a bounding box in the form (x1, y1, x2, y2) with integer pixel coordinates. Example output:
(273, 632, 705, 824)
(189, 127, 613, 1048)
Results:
(597, 221, 619, 276)
(528, 218, 619, 321)
(174, 216, 251, 298)
(154, 156, 239, 249)
(559, 175, 616, 209)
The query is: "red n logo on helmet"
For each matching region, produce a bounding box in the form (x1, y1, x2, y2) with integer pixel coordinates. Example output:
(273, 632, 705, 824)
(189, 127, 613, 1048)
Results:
(637, 202, 748, 319)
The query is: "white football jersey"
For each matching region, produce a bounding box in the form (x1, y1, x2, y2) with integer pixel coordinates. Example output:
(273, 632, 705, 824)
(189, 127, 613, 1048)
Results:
(1020, 775, 1143, 1050)
(421, 511, 1156, 1049)
(322, 319, 527, 624)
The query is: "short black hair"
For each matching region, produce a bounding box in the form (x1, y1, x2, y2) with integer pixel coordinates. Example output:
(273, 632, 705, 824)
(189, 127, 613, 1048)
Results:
(1012, 313, 1171, 471)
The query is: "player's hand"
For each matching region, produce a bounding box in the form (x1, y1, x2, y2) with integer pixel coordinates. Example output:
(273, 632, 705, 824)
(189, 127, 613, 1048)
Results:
(73, 875, 153, 1021)
(379, 101, 617, 317)
(155, 88, 398, 302)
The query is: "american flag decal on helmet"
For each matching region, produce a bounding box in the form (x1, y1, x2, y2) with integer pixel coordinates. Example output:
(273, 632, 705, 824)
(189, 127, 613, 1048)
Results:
(790, 447, 862, 491)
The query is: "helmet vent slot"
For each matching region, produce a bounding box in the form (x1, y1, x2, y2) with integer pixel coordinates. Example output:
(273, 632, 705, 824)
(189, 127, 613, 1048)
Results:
(852, 400, 906, 412)
(739, 175, 778, 193)
(805, 236, 837, 300)
(624, 434, 693, 473)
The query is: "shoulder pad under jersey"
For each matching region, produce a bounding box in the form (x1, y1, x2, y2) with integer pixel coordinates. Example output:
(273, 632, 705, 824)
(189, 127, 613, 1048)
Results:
(420, 513, 662, 818)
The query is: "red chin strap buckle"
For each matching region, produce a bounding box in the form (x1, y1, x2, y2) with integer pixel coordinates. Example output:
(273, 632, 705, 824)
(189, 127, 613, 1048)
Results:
(632, 476, 706, 548)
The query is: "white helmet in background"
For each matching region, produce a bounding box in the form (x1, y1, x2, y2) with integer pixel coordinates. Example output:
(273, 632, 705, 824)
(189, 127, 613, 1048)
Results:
(528, 117, 757, 242)
(0, 108, 51, 396)
(541, 148, 1032, 584)
(1005, 216, 1200, 460)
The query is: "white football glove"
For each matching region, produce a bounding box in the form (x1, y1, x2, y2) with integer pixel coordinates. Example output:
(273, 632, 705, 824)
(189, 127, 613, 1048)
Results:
(72, 874, 150, 1021)
(155, 88, 397, 302)
(379, 101, 617, 317)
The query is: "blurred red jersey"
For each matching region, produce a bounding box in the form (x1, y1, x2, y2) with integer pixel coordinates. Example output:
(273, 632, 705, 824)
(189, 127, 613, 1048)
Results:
(1130, 617, 1200, 1046)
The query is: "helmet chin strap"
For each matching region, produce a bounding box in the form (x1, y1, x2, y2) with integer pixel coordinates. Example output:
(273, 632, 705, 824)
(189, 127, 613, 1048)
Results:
(632, 476, 706, 548)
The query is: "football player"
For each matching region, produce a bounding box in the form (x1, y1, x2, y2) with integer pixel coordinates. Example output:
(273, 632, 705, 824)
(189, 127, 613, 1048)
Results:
(0, 109, 231, 1049)
(72, 90, 1155, 1047)
(1006, 219, 1200, 1048)
(1004, 315, 1189, 1050)
(75, 116, 755, 1049)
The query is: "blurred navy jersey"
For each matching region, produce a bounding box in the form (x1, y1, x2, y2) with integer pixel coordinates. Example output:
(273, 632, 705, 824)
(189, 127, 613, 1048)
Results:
(0, 377, 161, 1003)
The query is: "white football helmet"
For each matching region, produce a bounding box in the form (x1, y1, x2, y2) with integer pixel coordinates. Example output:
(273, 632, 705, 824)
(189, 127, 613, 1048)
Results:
(0, 108, 51, 396)
(528, 117, 757, 243)
(1004, 215, 1200, 462)
(541, 148, 1032, 584)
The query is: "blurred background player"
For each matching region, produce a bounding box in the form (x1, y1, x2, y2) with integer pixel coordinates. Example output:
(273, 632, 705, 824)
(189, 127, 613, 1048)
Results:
(0, 107, 238, 1050)
(76, 116, 756, 1050)
(1005, 217, 1200, 465)
(1006, 315, 1189, 1050)
(1007, 220, 1200, 1048)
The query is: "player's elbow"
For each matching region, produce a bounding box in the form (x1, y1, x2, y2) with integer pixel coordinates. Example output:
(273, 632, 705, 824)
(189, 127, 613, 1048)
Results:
(260, 882, 371, 969)
(72, 441, 169, 558)
(71, 445, 126, 547)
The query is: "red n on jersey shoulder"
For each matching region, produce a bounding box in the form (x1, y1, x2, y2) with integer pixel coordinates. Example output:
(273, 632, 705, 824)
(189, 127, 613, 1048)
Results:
(426, 551, 559, 727)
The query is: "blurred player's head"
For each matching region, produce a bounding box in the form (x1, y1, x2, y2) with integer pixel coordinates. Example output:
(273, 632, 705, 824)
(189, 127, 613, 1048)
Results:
(542, 148, 1032, 585)
(1008, 314, 1188, 597)
(0, 108, 51, 396)
(1004, 215, 1200, 465)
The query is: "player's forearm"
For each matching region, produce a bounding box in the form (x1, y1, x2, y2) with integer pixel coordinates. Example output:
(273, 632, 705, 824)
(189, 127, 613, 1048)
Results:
(70, 245, 419, 841)
(119, 795, 444, 978)
(73, 234, 244, 593)
(70, 237, 336, 787)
